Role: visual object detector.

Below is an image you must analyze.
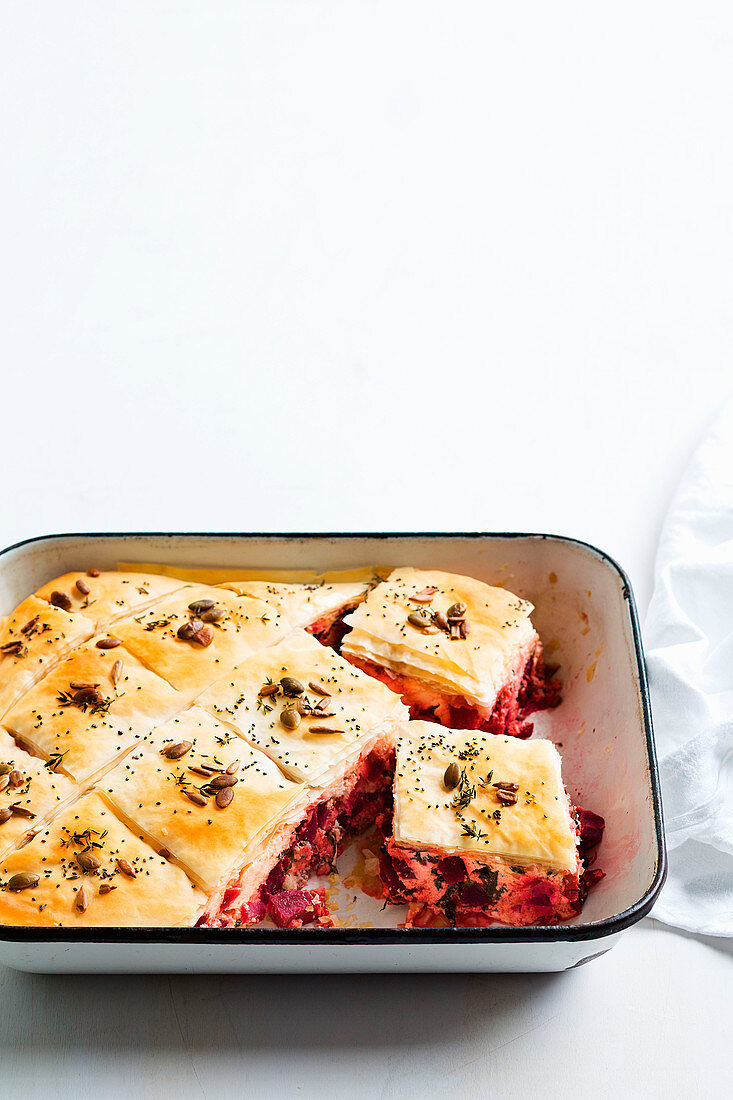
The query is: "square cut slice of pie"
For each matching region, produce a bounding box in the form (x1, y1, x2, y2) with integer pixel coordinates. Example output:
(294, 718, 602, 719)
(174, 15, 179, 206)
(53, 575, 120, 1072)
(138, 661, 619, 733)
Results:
(113, 585, 293, 702)
(0, 597, 96, 719)
(378, 721, 582, 927)
(196, 628, 408, 784)
(100, 707, 307, 897)
(341, 567, 560, 736)
(0, 729, 79, 858)
(34, 571, 185, 631)
(102, 701, 402, 929)
(2, 640, 187, 783)
(0, 791, 205, 927)
(217, 578, 372, 649)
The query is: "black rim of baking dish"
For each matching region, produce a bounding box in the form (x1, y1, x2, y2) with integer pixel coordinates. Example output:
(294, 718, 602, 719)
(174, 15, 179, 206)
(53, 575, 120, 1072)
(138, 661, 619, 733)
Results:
(0, 531, 667, 947)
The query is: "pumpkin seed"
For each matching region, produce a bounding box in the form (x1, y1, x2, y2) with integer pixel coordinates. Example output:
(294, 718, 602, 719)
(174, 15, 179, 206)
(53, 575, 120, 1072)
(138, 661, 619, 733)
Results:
(8, 872, 39, 891)
(308, 682, 331, 697)
(184, 789, 208, 807)
(72, 687, 104, 706)
(410, 587, 439, 604)
(208, 773, 238, 790)
(188, 599, 215, 615)
(163, 741, 193, 760)
(280, 676, 305, 696)
(193, 625, 214, 647)
(77, 851, 101, 873)
(444, 762, 461, 790)
(446, 601, 467, 620)
(116, 858, 136, 878)
(407, 612, 431, 630)
(280, 707, 301, 730)
(96, 637, 122, 649)
(75, 578, 91, 596)
(216, 786, 234, 809)
(50, 591, 72, 611)
(201, 607, 226, 624)
(496, 789, 518, 806)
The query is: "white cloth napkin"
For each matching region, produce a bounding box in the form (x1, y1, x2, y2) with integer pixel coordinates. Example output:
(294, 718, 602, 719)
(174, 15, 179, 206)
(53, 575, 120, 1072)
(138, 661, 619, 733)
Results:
(645, 397, 733, 936)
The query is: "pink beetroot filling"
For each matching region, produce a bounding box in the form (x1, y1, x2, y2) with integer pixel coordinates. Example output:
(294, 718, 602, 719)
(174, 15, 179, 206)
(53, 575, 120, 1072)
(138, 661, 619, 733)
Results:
(267, 887, 333, 929)
(209, 743, 396, 928)
(377, 802, 605, 928)
(346, 646, 560, 738)
(305, 601, 362, 652)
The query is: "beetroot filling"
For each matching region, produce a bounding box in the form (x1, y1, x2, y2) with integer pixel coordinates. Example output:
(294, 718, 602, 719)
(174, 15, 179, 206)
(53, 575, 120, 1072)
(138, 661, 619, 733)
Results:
(345, 646, 561, 738)
(204, 736, 606, 931)
(213, 742, 396, 928)
(305, 600, 361, 652)
(376, 800, 606, 928)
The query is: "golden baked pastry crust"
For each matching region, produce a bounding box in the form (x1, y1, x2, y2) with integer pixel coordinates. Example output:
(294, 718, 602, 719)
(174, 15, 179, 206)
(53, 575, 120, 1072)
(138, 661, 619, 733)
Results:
(197, 629, 408, 783)
(217, 580, 370, 629)
(393, 721, 578, 872)
(0, 597, 96, 718)
(34, 571, 184, 629)
(0, 792, 204, 926)
(3, 640, 186, 782)
(113, 585, 292, 701)
(0, 729, 78, 858)
(342, 567, 537, 707)
(101, 707, 305, 892)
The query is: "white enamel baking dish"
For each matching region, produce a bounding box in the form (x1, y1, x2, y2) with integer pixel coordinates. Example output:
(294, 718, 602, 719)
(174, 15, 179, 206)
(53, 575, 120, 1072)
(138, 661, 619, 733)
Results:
(0, 532, 665, 974)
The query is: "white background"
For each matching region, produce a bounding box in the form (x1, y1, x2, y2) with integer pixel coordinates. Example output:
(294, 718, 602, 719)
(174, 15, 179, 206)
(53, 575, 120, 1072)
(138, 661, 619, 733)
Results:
(1, 3, 732, 1097)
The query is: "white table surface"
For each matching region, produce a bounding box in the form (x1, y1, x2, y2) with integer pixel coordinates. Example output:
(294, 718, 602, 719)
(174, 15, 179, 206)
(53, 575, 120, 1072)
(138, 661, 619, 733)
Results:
(1, 4, 732, 1096)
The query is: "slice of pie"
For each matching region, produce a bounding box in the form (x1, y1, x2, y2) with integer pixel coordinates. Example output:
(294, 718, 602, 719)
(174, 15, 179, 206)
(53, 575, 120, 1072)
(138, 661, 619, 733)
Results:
(378, 721, 585, 927)
(196, 628, 408, 783)
(34, 571, 184, 630)
(0, 597, 96, 718)
(218, 578, 372, 650)
(3, 640, 186, 782)
(113, 585, 292, 702)
(341, 567, 560, 736)
(0, 729, 78, 858)
(0, 792, 204, 926)
(101, 707, 306, 893)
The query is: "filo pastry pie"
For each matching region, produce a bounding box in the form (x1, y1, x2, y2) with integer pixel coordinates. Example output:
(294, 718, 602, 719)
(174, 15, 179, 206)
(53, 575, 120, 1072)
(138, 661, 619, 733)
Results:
(341, 568, 561, 737)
